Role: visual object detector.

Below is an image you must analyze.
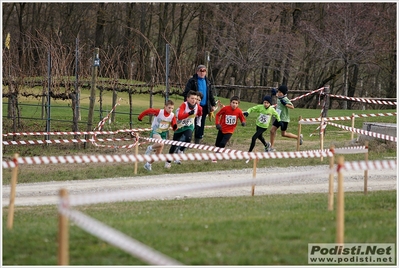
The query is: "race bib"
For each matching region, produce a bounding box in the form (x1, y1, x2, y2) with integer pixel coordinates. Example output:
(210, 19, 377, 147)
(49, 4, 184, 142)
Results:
(225, 115, 237, 125)
(258, 113, 271, 124)
(276, 108, 282, 116)
(158, 120, 170, 131)
(178, 118, 193, 127)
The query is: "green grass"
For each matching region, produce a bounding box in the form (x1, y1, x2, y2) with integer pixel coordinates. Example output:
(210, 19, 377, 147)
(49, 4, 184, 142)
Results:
(2, 191, 396, 265)
(2, 91, 397, 184)
(2, 89, 397, 265)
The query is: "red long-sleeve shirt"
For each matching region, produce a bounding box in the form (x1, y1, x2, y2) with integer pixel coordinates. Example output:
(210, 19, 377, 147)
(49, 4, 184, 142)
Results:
(138, 108, 177, 131)
(215, 106, 246, 134)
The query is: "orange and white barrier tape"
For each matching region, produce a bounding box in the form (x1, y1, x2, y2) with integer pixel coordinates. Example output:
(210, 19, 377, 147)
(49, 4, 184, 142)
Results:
(299, 112, 397, 124)
(56, 166, 334, 265)
(2, 137, 137, 146)
(328, 95, 396, 106)
(53, 157, 394, 265)
(2, 145, 372, 169)
(58, 207, 182, 265)
(141, 137, 241, 154)
(333, 146, 369, 154)
(2, 150, 333, 169)
(2, 128, 152, 138)
(93, 98, 122, 132)
(290, 87, 324, 102)
(300, 146, 368, 155)
(343, 160, 396, 171)
(91, 98, 125, 148)
(327, 122, 397, 142)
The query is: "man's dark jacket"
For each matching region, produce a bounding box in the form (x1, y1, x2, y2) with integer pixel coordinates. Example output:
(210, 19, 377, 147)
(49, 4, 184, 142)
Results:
(183, 74, 216, 113)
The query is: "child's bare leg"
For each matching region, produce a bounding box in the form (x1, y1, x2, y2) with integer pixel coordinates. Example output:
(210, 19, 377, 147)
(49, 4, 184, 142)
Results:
(152, 143, 164, 153)
(270, 126, 277, 148)
(281, 130, 298, 139)
(149, 135, 164, 164)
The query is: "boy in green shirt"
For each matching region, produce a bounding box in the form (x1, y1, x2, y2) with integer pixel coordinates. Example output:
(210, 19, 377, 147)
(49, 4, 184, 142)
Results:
(243, 95, 282, 152)
(269, 85, 303, 152)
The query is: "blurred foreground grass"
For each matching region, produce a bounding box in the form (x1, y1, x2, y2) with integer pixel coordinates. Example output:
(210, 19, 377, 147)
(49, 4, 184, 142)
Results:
(2, 191, 396, 265)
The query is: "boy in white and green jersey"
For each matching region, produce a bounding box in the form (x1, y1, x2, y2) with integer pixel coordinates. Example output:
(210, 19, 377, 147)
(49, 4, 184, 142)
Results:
(269, 85, 303, 151)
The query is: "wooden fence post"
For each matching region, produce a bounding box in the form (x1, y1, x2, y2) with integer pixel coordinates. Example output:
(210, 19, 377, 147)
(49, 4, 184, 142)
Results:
(85, 47, 100, 149)
(321, 85, 330, 118)
(111, 81, 117, 123)
(58, 188, 69, 265)
(328, 145, 335, 211)
(364, 141, 369, 195)
(351, 113, 355, 140)
(320, 117, 325, 161)
(134, 142, 139, 175)
(129, 88, 133, 129)
(7, 153, 19, 230)
(336, 156, 345, 244)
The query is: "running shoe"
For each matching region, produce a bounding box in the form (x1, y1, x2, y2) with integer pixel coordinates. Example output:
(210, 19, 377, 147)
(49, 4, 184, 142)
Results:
(174, 150, 183, 164)
(269, 147, 276, 152)
(164, 162, 171, 169)
(212, 159, 217, 163)
(264, 142, 271, 152)
(144, 162, 152, 171)
(299, 134, 303, 145)
(145, 145, 153, 155)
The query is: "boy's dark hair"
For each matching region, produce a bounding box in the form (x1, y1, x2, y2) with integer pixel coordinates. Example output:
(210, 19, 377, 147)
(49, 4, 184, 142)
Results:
(196, 91, 204, 99)
(187, 90, 197, 98)
(165, 100, 174, 106)
(230, 95, 240, 103)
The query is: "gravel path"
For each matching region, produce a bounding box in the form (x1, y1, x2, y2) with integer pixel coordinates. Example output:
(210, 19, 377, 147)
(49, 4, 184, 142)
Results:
(2, 165, 396, 207)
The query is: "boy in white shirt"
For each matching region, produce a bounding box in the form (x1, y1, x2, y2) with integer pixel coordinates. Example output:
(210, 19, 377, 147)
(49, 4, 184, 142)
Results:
(138, 100, 177, 171)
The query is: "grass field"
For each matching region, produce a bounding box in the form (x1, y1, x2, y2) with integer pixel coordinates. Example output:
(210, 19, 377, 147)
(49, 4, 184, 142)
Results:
(2, 191, 396, 265)
(2, 89, 397, 265)
(2, 91, 397, 184)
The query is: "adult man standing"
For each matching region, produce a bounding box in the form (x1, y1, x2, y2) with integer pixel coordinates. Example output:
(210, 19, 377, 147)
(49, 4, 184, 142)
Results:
(183, 64, 216, 144)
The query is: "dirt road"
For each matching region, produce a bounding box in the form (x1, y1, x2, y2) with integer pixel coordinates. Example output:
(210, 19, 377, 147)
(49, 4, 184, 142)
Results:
(2, 165, 396, 207)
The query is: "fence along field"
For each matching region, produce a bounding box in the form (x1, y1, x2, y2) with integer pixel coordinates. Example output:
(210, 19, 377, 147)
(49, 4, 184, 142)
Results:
(2, 85, 397, 264)
(3, 75, 396, 138)
(3, 85, 396, 149)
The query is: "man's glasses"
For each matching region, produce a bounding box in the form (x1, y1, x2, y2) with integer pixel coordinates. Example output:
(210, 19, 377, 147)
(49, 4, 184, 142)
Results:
(199, 69, 206, 72)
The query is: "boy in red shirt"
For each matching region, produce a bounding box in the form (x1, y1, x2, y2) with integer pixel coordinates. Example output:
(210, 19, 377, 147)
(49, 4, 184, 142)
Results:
(165, 90, 203, 168)
(214, 96, 246, 154)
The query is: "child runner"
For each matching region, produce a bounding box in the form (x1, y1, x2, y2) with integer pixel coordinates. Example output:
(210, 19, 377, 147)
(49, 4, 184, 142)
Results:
(165, 90, 203, 168)
(173, 91, 204, 164)
(269, 85, 303, 152)
(214, 96, 246, 163)
(138, 100, 177, 171)
(243, 95, 282, 152)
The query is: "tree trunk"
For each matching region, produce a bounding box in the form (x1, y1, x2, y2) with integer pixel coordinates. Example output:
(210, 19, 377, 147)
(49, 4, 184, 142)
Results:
(94, 3, 105, 48)
(347, 64, 359, 110)
(195, 4, 206, 66)
(157, 3, 168, 76)
(342, 59, 349, 110)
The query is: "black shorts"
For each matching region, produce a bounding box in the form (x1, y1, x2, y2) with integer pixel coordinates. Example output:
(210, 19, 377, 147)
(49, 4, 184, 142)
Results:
(273, 120, 288, 131)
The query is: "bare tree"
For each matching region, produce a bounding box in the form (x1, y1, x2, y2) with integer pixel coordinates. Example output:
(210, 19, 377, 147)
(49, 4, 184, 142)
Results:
(2, 2, 396, 110)
(299, 3, 385, 109)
